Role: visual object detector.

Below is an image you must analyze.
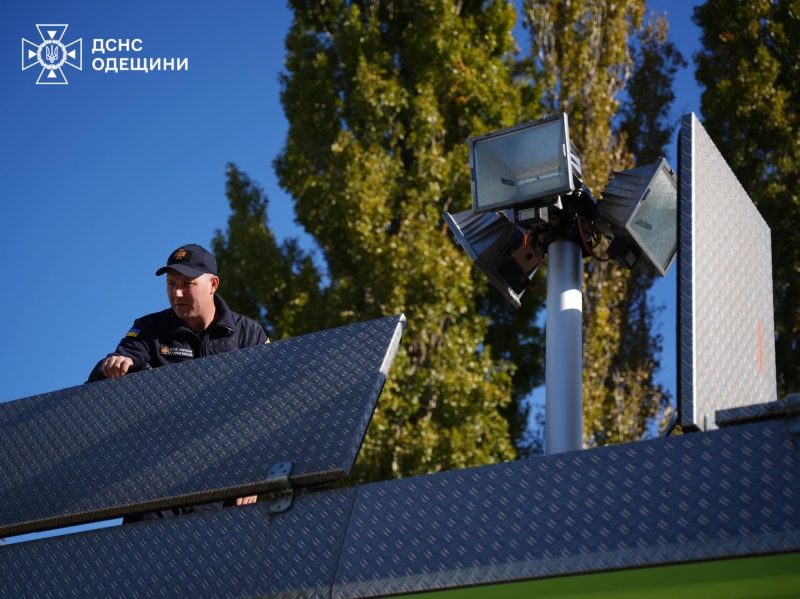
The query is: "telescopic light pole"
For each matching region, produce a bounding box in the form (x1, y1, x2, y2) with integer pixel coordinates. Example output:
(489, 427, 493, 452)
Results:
(544, 237, 583, 454)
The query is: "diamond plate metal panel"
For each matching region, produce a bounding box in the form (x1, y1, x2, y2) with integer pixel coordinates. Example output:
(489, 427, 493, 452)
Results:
(678, 113, 777, 431)
(0, 488, 356, 599)
(716, 396, 800, 428)
(0, 315, 404, 537)
(333, 420, 800, 598)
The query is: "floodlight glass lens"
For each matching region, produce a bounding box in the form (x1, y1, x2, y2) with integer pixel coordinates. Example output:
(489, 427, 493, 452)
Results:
(627, 166, 678, 273)
(473, 119, 570, 210)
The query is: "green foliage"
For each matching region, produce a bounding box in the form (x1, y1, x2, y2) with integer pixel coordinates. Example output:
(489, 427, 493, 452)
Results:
(217, 0, 527, 482)
(212, 165, 328, 340)
(694, 0, 800, 394)
(215, 0, 683, 478)
(620, 13, 687, 166)
(480, 282, 546, 456)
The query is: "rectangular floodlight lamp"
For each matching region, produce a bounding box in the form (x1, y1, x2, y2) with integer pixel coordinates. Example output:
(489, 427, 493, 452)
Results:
(443, 209, 540, 309)
(469, 114, 581, 214)
(598, 158, 678, 276)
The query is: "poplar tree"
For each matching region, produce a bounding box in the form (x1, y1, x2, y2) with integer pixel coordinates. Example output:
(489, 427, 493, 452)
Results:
(214, 0, 685, 477)
(215, 0, 526, 481)
(694, 0, 800, 395)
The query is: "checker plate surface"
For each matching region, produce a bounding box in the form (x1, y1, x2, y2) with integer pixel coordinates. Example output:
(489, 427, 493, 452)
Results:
(334, 420, 800, 598)
(678, 114, 777, 431)
(717, 396, 800, 427)
(0, 315, 404, 537)
(2, 417, 798, 598)
(0, 488, 356, 599)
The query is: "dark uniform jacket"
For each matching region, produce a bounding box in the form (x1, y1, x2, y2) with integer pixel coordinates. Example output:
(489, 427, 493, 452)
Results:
(87, 295, 268, 521)
(87, 294, 267, 382)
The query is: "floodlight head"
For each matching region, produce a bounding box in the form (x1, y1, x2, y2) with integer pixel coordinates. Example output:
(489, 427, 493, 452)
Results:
(596, 158, 678, 276)
(469, 114, 582, 214)
(443, 209, 541, 309)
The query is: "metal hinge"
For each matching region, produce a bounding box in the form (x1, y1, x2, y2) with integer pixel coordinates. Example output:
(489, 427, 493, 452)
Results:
(265, 461, 294, 514)
(704, 414, 719, 431)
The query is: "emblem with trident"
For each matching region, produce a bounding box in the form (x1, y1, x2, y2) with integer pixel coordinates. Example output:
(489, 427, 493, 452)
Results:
(21, 24, 82, 85)
(45, 43, 59, 64)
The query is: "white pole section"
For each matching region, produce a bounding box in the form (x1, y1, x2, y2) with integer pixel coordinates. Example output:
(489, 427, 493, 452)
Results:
(545, 238, 583, 454)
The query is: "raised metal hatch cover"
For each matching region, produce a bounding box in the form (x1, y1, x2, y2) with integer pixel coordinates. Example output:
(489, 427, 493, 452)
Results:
(0, 314, 405, 537)
(678, 113, 776, 431)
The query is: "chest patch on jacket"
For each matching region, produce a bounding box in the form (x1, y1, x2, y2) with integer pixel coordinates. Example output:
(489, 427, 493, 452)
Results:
(159, 346, 193, 358)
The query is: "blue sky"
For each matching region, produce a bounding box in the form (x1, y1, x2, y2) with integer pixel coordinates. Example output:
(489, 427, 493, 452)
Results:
(1, 0, 703, 543)
(1, 1, 300, 405)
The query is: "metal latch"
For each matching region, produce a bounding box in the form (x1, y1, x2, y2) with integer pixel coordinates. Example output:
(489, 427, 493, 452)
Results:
(265, 461, 294, 514)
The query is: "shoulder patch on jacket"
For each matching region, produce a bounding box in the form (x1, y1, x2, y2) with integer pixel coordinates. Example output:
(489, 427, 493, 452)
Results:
(126, 328, 141, 338)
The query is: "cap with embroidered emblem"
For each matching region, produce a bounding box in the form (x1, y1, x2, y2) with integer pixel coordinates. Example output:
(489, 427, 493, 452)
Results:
(155, 244, 218, 277)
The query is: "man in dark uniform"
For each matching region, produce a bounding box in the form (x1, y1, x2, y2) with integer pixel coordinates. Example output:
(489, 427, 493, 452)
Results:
(87, 243, 267, 520)
(88, 243, 267, 382)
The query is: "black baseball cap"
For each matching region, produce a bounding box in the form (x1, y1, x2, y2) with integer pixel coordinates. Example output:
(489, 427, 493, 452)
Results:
(155, 244, 218, 277)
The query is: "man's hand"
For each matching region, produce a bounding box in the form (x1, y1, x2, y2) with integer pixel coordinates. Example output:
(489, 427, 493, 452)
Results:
(101, 355, 134, 379)
(235, 495, 258, 506)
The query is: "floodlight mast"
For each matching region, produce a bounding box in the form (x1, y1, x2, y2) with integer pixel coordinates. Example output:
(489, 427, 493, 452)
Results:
(465, 113, 592, 455)
(447, 113, 679, 456)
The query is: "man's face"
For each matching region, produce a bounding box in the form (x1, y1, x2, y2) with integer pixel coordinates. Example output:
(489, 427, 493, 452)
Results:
(166, 270, 218, 322)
